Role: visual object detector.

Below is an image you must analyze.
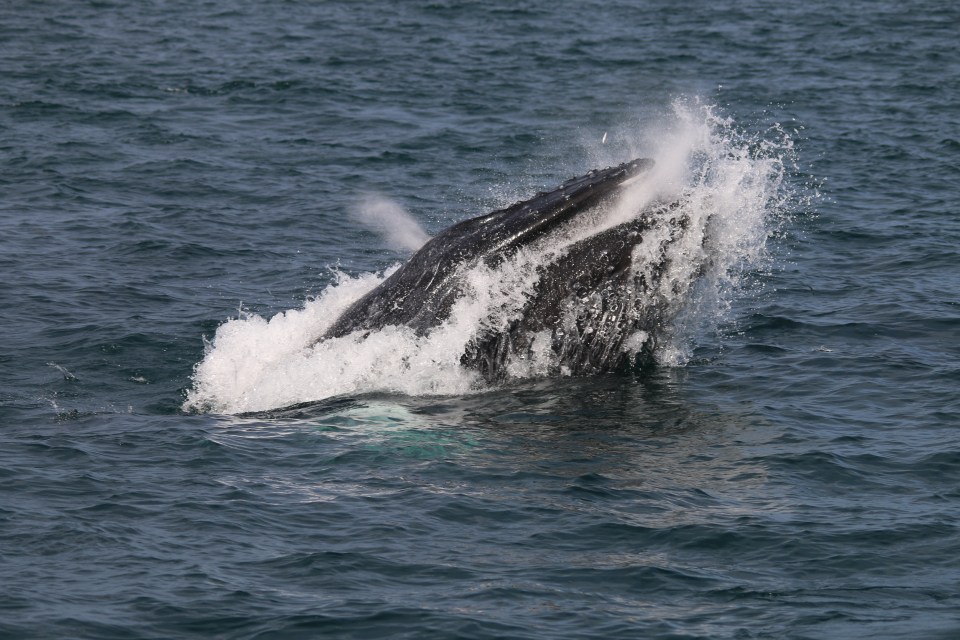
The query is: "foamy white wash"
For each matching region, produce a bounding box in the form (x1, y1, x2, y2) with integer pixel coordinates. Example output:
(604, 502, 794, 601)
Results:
(184, 101, 793, 413)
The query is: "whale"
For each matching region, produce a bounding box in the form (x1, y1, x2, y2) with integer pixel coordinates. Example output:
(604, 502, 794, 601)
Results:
(319, 158, 700, 381)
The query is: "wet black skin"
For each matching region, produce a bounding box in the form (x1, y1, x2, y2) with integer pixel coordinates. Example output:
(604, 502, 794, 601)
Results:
(320, 158, 688, 380)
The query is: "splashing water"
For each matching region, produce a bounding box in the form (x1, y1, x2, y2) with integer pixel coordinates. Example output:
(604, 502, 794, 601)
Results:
(184, 101, 794, 414)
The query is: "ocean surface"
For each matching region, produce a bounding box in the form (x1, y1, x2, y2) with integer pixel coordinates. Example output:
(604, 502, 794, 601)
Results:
(2, 1, 959, 638)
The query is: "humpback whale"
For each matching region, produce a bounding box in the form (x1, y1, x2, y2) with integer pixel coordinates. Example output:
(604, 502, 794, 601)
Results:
(320, 158, 701, 381)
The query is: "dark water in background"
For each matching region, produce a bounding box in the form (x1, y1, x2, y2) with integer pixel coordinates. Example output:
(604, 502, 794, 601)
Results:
(2, 1, 959, 638)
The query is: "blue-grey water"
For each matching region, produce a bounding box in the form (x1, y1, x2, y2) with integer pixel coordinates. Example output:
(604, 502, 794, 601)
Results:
(2, 1, 959, 638)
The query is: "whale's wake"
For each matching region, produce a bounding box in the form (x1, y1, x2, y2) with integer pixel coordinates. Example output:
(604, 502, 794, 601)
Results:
(184, 102, 794, 414)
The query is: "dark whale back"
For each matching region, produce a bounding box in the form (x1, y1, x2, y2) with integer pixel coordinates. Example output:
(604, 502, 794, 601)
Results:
(322, 158, 654, 339)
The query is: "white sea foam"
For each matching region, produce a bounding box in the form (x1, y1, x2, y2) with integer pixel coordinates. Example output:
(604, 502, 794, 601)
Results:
(184, 100, 793, 414)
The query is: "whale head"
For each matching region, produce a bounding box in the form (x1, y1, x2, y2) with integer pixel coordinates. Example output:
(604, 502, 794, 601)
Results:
(321, 158, 704, 381)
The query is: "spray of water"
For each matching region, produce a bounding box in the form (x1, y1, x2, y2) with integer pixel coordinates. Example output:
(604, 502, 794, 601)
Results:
(184, 100, 794, 414)
(350, 195, 431, 252)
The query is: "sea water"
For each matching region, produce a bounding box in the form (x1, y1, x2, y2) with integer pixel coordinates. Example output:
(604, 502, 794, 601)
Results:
(2, 1, 958, 638)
